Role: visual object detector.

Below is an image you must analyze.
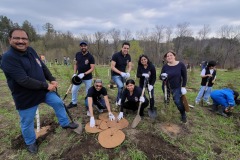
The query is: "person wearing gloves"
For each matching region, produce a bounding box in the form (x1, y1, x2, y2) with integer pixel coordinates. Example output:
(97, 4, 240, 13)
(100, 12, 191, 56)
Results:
(195, 61, 217, 105)
(67, 41, 95, 109)
(1, 28, 79, 154)
(136, 54, 156, 110)
(117, 79, 149, 120)
(210, 88, 239, 117)
(160, 50, 188, 123)
(86, 79, 115, 127)
(111, 42, 132, 106)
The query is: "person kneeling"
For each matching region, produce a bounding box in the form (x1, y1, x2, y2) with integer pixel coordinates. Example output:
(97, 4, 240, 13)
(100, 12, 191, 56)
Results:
(117, 79, 149, 120)
(86, 79, 115, 127)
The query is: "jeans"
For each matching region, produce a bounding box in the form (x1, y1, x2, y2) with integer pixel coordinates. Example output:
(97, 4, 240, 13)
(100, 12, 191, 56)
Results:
(195, 86, 212, 103)
(18, 92, 70, 145)
(85, 98, 106, 110)
(112, 76, 125, 102)
(171, 87, 186, 118)
(71, 79, 92, 104)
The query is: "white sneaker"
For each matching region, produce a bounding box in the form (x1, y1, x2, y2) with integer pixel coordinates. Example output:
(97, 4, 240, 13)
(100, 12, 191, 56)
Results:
(206, 101, 212, 105)
(195, 101, 199, 105)
(87, 111, 90, 116)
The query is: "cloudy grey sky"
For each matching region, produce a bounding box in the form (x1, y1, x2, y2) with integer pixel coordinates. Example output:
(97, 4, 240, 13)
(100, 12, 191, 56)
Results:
(1, 0, 240, 37)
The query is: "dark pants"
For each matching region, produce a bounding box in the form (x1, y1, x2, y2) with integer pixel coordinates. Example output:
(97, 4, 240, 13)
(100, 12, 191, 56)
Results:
(122, 99, 149, 116)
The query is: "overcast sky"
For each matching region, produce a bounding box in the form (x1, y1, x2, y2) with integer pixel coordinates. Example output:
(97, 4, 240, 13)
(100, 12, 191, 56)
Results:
(1, 0, 240, 38)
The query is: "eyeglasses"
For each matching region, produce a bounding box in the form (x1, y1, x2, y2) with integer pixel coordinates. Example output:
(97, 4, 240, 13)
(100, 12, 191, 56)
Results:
(12, 37, 29, 41)
(95, 85, 102, 88)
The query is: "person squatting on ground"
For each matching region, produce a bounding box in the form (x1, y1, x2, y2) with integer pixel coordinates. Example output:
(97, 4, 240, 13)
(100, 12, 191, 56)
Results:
(1, 28, 78, 154)
(195, 61, 217, 105)
(111, 42, 132, 105)
(67, 41, 95, 109)
(210, 88, 239, 117)
(160, 50, 188, 123)
(85, 79, 116, 127)
(117, 79, 149, 120)
(136, 54, 156, 110)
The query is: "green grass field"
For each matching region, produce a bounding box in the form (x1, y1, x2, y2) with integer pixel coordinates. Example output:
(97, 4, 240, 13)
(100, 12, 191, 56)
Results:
(0, 65, 240, 160)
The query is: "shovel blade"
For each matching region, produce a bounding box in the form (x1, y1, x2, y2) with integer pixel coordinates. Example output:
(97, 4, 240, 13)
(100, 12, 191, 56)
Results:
(148, 108, 157, 119)
(73, 121, 83, 135)
(131, 115, 141, 128)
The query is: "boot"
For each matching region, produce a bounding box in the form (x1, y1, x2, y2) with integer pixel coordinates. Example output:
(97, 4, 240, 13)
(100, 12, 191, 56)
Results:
(208, 105, 218, 112)
(216, 106, 228, 118)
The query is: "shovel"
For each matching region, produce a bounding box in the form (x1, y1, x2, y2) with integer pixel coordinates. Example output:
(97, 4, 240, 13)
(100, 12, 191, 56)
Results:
(147, 83, 157, 119)
(161, 80, 168, 115)
(131, 82, 146, 128)
(58, 84, 83, 134)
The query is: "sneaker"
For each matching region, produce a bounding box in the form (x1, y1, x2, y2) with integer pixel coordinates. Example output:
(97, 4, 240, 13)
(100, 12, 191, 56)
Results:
(62, 122, 79, 129)
(181, 117, 187, 123)
(26, 142, 38, 154)
(94, 105, 103, 113)
(87, 111, 90, 116)
(67, 102, 77, 109)
(206, 101, 212, 105)
(195, 101, 199, 105)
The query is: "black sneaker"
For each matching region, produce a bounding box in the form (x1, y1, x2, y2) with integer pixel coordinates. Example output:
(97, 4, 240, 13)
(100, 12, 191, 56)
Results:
(62, 122, 79, 129)
(26, 142, 38, 154)
(67, 102, 77, 109)
(181, 117, 187, 123)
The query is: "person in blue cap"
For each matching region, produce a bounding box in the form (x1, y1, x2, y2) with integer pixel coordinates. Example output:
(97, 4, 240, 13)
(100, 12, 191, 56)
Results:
(67, 41, 95, 112)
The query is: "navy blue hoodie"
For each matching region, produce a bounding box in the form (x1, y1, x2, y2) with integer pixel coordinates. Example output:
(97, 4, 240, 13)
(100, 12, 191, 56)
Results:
(1, 46, 55, 110)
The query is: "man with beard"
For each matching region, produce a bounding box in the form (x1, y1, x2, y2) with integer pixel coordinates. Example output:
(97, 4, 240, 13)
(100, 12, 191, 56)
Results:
(1, 28, 78, 154)
(67, 41, 95, 110)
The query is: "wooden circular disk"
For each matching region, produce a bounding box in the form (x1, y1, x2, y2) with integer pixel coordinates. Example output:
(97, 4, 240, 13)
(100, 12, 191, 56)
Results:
(85, 120, 103, 133)
(98, 112, 118, 122)
(107, 118, 129, 129)
(98, 128, 125, 148)
(99, 121, 108, 130)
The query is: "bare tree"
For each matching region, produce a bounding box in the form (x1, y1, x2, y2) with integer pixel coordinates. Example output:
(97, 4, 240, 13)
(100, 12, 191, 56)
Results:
(122, 28, 133, 41)
(108, 28, 121, 53)
(93, 31, 105, 64)
(165, 25, 173, 50)
(174, 22, 193, 55)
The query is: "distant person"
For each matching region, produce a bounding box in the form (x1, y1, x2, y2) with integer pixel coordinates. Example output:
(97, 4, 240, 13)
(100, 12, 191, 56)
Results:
(67, 41, 95, 109)
(160, 50, 188, 123)
(40, 54, 46, 64)
(195, 61, 217, 105)
(136, 54, 156, 110)
(200, 61, 207, 70)
(67, 57, 70, 65)
(63, 56, 67, 65)
(117, 79, 149, 120)
(1, 28, 78, 154)
(210, 88, 239, 117)
(111, 42, 132, 106)
(86, 79, 115, 127)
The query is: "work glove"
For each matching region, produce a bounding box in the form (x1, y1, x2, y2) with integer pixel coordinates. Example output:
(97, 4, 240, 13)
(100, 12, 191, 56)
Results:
(90, 117, 95, 128)
(139, 96, 145, 103)
(72, 73, 77, 78)
(120, 72, 127, 78)
(117, 112, 124, 120)
(142, 73, 149, 78)
(148, 85, 153, 91)
(161, 73, 168, 80)
(78, 73, 85, 79)
(125, 72, 130, 78)
(181, 87, 187, 95)
(108, 112, 115, 121)
(116, 99, 121, 106)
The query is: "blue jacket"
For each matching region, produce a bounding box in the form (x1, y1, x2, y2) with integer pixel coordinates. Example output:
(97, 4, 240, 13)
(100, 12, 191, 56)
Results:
(1, 46, 55, 110)
(210, 88, 235, 109)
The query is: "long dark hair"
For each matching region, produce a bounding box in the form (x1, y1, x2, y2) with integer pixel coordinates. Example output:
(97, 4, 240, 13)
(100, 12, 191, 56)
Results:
(138, 54, 152, 66)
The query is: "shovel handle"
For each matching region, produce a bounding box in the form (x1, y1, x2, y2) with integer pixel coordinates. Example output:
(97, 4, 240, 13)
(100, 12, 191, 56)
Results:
(36, 108, 40, 132)
(147, 84, 152, 99)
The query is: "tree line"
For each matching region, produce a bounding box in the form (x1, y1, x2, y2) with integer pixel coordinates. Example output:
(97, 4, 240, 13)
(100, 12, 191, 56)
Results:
(1, 15, 240, 69)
